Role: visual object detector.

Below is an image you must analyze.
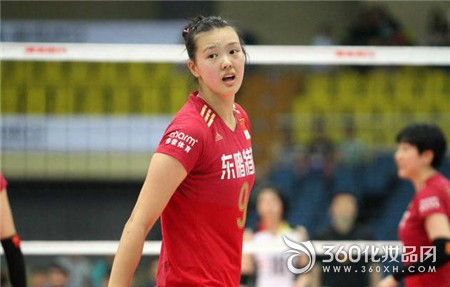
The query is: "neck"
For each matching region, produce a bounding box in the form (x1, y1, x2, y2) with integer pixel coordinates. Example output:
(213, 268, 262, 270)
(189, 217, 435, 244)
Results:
(412, 167, 437, 192)
(197, 89, 236, 129)
(333, 222, 353, 235)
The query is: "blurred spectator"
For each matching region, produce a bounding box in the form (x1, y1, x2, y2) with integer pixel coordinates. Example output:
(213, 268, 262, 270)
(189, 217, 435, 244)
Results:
(333, 117, 370, 198)
(343, 5, 411, 46)
(271, 122, 300, 167)
(269, 122, 307, 199)
(306, 117, 336, 179)
(336, 117, 369, 168)
(55, 255, 91, 287)
(101, 269, 110, 287)
(45, 263, 73, 287)
(422, 7, 450, 46)
(312, 193, 380, 287)
(241, 186, 310, 287)
(311, 22, 337, 73)
(315, 193, 372, 240)
(312, 22, 336, 46)
(91, 256, 113, 287)
(140, 257, 158, 287)
(30, 266, 49, 287)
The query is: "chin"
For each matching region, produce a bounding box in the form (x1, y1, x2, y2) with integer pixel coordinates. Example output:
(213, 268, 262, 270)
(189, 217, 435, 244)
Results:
(397, 170, 410, 180)
(221, 88, 239, 98)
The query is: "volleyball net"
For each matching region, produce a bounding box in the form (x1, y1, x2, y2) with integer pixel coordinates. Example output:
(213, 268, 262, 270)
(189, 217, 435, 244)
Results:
(1, 240, 402, 256)
(2, 42, 449, 65)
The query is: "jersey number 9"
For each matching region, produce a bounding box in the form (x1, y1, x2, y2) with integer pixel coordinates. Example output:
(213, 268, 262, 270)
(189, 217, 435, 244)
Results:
(237, 182, 250, 229)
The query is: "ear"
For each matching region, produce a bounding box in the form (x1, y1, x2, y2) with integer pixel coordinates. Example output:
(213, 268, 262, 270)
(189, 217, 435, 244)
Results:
(187, 59, 199, 78)
(421, 149, 434, 166)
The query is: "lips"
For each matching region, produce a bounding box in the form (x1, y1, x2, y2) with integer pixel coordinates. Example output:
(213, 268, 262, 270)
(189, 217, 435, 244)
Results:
(222, 74, 236, 82)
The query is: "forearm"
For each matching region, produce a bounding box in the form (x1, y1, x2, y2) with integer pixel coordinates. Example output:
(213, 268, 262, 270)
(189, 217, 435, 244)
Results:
(108, 220, 151, 287)
(392, 237, 450, 282)
(1, 234, 27, 287)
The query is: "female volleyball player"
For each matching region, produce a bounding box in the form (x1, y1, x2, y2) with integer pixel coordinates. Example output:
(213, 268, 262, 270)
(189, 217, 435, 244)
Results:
(0, 172, 27, 287)
(241, 186, 310, 287)
(108, 16, 255, 287)
(378, 123, 450, 287)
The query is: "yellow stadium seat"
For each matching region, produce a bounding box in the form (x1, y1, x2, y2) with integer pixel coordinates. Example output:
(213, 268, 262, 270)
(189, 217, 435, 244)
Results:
(67, 63, 90, 86)
(142, 85, 160, 114)
(26, 86, 46, 114)
(169, 72, 190, 114)
(72, 86, 103, 114)
(53, 86, 75, 115)
(42, 62, 63, 86)
(1, 85, 18, 114)
(111, 87, 131, 115)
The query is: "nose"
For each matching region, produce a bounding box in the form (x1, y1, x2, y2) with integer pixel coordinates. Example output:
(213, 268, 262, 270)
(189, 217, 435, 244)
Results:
(394, 149, 401, 162)
(221, 55, 232, 69)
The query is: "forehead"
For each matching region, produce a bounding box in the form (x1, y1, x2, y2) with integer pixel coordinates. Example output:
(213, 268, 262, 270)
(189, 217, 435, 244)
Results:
(397, 142, 417, 149)
(332, 195, 356, 208)
(258, 189, 280, 201)
(194, 27, 240, 48)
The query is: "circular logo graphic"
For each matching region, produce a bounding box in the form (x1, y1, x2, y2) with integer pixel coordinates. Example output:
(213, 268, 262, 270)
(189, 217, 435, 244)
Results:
(283, 235, 316, 274)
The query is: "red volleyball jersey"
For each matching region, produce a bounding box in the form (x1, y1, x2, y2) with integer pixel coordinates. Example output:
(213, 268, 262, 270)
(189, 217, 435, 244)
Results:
(398, 173, 450, 287)
(0, 172, 7, 191)
(154, 92, 255, 287)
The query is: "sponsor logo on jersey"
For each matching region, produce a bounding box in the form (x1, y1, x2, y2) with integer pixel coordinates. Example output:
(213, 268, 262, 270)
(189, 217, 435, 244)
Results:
(215, 132, 223, 142)
(419, 196, 440, 213)
(221, 147, 255, 180)
(165, 130, 198, 153)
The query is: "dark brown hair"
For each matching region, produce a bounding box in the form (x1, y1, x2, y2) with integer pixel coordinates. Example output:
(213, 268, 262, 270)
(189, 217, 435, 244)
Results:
(182, 15, 247, 60)
(396, 123, 447, 168)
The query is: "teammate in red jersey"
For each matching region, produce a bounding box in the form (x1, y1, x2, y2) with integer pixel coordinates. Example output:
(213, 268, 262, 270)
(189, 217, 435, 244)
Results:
(378, 123, 450, 287)
(109, 15, 255, 287)
(1, 172, 27, 287)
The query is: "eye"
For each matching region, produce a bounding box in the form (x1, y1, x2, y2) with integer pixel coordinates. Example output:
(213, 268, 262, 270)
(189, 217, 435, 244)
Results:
(207, 53, 218, 59)
(230, 49, 240, 55)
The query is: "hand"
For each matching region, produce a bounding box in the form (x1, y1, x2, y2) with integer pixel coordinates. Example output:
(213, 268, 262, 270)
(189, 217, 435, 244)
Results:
(376, 275, 398, 287)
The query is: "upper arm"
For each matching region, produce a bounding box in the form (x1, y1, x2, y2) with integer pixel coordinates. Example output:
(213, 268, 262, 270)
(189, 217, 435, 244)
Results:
(419, 184, 450, 240)
(128, 153, 188, 234)
(425, 213, 450, 240)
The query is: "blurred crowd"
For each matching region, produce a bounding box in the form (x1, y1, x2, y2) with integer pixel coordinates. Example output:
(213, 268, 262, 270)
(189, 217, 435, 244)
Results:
(1, 255, 159, 287)
(312, 5, 449, 47)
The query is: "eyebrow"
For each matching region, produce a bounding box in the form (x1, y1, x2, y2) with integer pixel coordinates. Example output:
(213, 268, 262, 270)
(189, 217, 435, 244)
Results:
(202, 41, 240, 53)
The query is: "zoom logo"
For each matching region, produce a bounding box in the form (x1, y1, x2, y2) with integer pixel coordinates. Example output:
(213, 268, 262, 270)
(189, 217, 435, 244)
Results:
(283, 236, 316, 274)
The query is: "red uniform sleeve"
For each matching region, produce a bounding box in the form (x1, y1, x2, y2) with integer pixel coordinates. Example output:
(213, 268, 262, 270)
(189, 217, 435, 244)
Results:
(155, 117, 205, 173)
(0, 172, 8, 191)
(417, 185, 449, 219)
